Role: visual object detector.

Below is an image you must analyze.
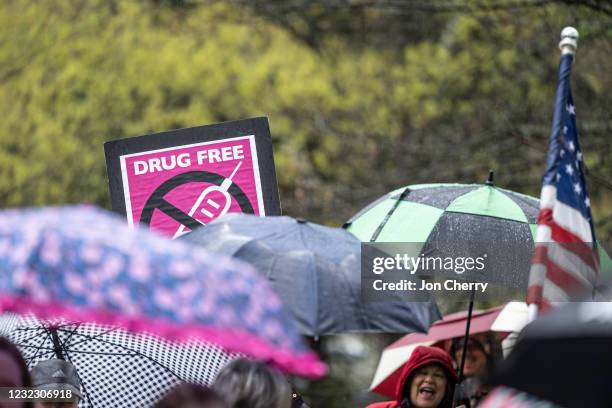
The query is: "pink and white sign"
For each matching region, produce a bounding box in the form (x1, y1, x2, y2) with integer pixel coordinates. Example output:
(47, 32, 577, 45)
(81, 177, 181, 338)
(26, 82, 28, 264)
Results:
(119, 135, 264, 238)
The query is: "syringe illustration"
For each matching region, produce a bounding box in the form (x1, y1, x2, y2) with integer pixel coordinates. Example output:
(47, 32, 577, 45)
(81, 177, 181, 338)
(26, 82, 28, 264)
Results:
(172, 161, 242, 239)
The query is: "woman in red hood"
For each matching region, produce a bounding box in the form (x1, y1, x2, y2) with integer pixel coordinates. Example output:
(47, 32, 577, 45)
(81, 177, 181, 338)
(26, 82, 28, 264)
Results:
(367, 346, 458, 408)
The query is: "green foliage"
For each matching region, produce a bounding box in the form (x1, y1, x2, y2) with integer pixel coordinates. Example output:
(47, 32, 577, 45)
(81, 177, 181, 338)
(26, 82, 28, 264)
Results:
(1, 2, 610, 247)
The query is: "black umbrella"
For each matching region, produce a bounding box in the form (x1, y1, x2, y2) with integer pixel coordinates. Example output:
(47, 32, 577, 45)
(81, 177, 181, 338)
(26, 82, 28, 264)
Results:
(183, 213, 441, 336)
(0, 314, 236, 408)
(488, 301, 612, 408)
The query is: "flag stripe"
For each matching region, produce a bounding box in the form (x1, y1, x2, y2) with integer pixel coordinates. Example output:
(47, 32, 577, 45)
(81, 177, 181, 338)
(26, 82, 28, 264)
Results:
(539, 185, 556, 209)
(536, 216, 598, 269)
(542, 280, 571, 302)
(548, 242, 598, 281)
(552, 200, 594, 243)
(531, 245, 548, 265)
(534, 224, 551, 242)
(546, 259, 582, 290)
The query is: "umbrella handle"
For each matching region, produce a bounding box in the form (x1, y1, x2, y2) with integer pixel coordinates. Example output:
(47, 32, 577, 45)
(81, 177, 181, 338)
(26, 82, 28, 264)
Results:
(452, 288, 476, 408)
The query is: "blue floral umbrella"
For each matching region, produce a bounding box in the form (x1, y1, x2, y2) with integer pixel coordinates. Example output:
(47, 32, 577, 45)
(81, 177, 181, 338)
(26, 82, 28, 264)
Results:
(0, 205, 325, 378)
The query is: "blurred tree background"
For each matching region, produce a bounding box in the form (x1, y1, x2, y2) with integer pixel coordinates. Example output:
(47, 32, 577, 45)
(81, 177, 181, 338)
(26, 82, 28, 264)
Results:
(1, 0, 611, 406)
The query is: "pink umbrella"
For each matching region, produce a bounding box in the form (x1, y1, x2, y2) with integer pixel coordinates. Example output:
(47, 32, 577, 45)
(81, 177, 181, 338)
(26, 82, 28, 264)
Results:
(370, 302, 528, 398)
(0, 205, 326, 378)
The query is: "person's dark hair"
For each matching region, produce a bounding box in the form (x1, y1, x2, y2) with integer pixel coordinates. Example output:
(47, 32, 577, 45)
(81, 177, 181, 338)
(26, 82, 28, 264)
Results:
(154, 383, 227, 408)
(0, 336, 33, 408)
(213, 358, 291, 408)
(0, 336, 31, 387)
(401, 364, 455, 408)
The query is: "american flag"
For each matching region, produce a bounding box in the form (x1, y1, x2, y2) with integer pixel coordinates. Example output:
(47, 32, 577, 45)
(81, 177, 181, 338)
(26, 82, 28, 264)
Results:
(526, 53, 600, 310)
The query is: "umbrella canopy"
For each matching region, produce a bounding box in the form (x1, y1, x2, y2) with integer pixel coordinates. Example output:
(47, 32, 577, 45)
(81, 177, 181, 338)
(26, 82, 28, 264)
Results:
(345, 183, 540, 291)
(488, 302, 612, 408)
(0, 206, 325, 378)
(370, 302, 529, 398)
(183, 213, 441, 336)
(344, 183, 540, 243)
(345, 183, 612, 287)
(0, 314, 236, 408)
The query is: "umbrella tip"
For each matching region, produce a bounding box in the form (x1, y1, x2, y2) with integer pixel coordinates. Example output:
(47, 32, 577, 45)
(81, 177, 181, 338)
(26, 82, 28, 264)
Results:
(485, 170, 495, 186)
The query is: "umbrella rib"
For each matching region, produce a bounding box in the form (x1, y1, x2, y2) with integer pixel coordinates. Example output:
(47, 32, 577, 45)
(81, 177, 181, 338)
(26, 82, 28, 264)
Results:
(20, 331, 55, 365)
(25, 350, 55, 365)
(30, 329, 54, 360)
(41, 325, 58, 357)
(61, 323, 81, 348)
(54, 325, 121, 348)
(12, 318, 77, 345)
(55, 330, 185, 381)
(13, 327, 49, 345)
(18, 344, 137, 356)
(13, 324, 122, 361)
(369, 186, 411, 242)
(18, 323, 58, 363)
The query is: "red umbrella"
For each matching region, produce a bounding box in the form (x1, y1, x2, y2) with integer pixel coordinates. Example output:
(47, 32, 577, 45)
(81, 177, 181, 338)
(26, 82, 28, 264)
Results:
(370, 302, 528, 398)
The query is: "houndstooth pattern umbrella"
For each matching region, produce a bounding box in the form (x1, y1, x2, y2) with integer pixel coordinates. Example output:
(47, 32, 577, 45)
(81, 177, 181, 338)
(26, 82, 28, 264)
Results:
(0, 314, 236, 408)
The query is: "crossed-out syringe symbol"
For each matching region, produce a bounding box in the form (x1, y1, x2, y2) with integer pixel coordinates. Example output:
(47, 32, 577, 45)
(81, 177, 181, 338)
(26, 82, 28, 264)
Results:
(172, 161, 242, 239)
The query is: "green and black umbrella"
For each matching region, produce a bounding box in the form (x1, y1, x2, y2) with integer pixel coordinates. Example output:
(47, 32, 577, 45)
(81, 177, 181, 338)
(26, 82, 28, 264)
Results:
(344, 181, 541, 291)
(343, 181, 611, 282)
(344, 182, 539, 244)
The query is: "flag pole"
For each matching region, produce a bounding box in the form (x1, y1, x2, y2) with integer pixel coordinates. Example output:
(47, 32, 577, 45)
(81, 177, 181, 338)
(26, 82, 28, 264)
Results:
(527, 27, 579, 322)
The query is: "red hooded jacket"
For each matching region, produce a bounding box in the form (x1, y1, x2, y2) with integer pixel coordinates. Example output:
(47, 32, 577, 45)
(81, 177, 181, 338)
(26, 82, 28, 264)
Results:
(367, 346, 458, 408)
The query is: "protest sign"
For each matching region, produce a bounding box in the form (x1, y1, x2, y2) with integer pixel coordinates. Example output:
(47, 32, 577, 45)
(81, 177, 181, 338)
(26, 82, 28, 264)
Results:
(105, 117, 280, 238)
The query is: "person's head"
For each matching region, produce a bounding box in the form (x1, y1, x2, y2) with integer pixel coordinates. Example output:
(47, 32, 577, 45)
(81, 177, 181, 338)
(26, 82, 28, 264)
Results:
(0, 337, 30, 388)
(408, 363, 449, 408)
(30, 359, 81, 408)
(213, 358, 291, 408)
(0, 336, 32, 408)
(398, 346, 458, 408)
(154, 383, 227, 408)
(451, 337, 490, 378)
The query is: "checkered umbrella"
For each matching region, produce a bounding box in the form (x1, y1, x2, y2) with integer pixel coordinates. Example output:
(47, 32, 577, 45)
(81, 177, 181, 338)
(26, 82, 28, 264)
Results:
(0, 314, 236, 408)
(344, 182, 542, 301)
(344, 182, 612, 289)
(345, 182, 539, 250)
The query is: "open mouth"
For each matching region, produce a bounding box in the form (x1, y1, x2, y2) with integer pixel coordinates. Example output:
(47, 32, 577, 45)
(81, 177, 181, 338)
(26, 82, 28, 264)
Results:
(418, 386, 436, 398)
